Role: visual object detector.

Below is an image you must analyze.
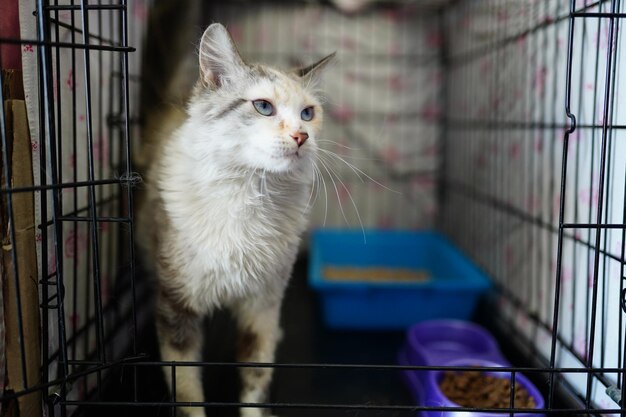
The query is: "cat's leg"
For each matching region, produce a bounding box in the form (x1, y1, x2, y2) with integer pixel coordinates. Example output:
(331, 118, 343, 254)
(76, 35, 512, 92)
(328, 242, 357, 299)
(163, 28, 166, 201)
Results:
(234, 298, 283, 417)
(156, 287, 206, 417)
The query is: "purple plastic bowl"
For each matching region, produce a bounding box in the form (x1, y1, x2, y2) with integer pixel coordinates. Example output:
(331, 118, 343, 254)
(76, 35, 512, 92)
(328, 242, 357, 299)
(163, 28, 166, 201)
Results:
(399, 320, 545, 416)
(406, 320, 508, 366)
(398, 348, 425, 405)
(422, 358, 545, 417)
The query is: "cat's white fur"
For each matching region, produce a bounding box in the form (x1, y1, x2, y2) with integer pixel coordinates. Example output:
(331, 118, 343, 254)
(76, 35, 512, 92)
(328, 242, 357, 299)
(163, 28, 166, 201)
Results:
(138, 23, 332, 417)
(155, 80, 319, 310)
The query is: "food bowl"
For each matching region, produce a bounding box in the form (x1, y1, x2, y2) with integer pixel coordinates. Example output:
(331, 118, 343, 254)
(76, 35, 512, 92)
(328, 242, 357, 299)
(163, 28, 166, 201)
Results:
(398, 320, 545, 416)
(405, 320, 507, 366)
(423, 359, 545, 417)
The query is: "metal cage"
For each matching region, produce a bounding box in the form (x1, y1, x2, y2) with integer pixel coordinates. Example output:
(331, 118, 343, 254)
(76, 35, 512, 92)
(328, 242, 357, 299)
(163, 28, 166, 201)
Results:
(1, 0, 625, 416)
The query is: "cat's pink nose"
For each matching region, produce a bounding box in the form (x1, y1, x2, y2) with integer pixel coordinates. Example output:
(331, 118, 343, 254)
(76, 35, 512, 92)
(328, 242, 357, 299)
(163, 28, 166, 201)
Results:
(290, 131, 309, 147)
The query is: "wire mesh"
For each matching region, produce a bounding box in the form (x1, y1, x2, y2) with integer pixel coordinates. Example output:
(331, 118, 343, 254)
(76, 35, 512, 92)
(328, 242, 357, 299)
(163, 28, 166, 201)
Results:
(0, 0, 143, 414)
(441, 0, 626, 412)
(0, 0, 625, 416)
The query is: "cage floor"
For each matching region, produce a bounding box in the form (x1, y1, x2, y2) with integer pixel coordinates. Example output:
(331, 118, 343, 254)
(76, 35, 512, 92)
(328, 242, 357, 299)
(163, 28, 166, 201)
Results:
(85, 257, 413, 417)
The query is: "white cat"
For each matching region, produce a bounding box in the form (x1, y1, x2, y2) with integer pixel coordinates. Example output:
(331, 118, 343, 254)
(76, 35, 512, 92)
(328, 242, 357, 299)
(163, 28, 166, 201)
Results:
(137, 23, 333, 417)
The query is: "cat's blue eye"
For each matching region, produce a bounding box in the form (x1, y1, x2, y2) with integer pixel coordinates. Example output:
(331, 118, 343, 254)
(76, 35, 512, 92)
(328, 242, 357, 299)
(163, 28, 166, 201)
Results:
(301, 106, 315, 121)
(252, 100, 274, 116)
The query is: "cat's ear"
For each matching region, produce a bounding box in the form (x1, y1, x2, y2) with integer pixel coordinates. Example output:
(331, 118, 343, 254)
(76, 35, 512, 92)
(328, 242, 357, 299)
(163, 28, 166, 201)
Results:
(295, 52, 336, 81)
(199, 23, 246, 88)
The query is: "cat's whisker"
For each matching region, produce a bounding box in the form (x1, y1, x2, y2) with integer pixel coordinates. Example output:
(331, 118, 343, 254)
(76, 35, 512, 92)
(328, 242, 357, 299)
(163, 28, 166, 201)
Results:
(316, 139, 362, 152)
(305, 173, 316, 209)
(303, 69, 317, 93)
(377, 114, 391, 139)
(316, 156, 350, 227)
(305, 165, 320, 214)
(320, 149, 401, 195)
(320, 149, 366, 183)
(316, 153, 366, 243)
(316, 94, 336, 106)
(318, 155, 359, 221)
(317, 139, 382, 162)
(313, 164, 324, 205)
(318, 148, 377, 162)
(312, 161, 329, 227)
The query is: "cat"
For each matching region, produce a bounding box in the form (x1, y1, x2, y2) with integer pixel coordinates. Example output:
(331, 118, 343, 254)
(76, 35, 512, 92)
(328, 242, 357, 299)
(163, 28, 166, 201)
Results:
(137, 23, 334, 417)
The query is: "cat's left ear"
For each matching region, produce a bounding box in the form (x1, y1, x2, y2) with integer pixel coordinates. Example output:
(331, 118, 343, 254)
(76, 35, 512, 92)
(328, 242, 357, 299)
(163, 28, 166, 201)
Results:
(199, 23, 247, 88)
(295, 52, 336, 81)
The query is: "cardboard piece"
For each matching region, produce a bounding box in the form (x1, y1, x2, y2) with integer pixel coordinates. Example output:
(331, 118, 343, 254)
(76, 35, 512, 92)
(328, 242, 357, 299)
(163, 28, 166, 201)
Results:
(2, 69, 42, 416)
(1, 70, 24, 100)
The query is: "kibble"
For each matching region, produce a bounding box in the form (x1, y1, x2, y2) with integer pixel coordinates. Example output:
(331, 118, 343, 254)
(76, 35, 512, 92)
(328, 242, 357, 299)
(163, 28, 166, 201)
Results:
(439, 370, 537, 409)
(323, 266, 430, 282)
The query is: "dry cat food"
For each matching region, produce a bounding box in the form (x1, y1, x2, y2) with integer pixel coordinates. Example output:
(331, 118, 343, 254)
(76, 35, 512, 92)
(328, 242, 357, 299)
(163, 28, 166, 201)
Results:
(323, 266, 430, 282)
(439, 370, 537, 409)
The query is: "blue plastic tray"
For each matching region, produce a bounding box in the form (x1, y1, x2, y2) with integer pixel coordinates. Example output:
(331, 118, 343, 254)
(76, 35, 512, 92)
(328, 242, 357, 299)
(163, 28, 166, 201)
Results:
(308, 230, 492, 329)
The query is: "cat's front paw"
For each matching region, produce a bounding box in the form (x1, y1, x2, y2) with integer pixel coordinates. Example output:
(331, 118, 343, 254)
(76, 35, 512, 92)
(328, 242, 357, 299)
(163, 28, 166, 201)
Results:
(239, 409, 277, 417)
(177, 407, 206, 417)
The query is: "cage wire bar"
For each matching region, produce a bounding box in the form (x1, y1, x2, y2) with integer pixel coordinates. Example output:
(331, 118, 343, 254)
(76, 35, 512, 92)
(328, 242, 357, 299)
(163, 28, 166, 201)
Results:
(551, 0, 619, 410)
(0, 0, 142, 414)
(1, 0, 626, 416)
(48, 0, 142, 412)
(441, 0, 626, 413)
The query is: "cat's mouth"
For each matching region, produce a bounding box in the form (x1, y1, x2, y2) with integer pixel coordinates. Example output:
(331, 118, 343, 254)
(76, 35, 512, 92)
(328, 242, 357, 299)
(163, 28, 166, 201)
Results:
(265, 149, 305, 171)
(262, 149, 308, 173)
(275, 151, 301, 160)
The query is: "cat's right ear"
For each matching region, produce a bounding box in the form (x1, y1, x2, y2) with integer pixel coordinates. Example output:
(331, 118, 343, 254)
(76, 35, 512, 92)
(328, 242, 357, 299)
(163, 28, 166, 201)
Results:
(199, 23, 246, 89)
(295, 52, 336, 80)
